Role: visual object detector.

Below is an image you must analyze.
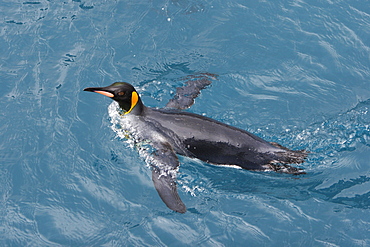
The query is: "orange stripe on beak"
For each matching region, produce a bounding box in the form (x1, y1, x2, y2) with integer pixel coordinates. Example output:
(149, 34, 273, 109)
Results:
(94, 91, 114, 98)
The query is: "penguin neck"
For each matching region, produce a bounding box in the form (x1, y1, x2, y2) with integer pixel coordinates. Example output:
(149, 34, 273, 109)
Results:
(119, 98, 145, 116)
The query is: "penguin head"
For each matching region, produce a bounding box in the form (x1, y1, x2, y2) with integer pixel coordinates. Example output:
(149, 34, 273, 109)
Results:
(84, 82, 143, 115)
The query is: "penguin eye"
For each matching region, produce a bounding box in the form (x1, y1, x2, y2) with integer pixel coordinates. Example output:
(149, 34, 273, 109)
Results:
(117, 92, 125, 96)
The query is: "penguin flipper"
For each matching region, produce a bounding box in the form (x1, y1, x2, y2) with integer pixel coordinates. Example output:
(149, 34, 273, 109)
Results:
(150, 143, 186, 213)
(166, 72, 218, 110)
(152, 169, 186, 213)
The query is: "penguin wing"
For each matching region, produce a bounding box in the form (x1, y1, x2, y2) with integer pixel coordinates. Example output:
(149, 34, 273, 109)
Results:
(166, 72, 217, 110)
(150, 142, 186, 213)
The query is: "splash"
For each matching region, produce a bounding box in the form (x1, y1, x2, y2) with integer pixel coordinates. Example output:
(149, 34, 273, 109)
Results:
(107, 102, 178, 179)
(108, 102, 154, 167)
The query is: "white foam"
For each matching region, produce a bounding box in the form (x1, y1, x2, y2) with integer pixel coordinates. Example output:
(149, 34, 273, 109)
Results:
(107, 102, 177, 178)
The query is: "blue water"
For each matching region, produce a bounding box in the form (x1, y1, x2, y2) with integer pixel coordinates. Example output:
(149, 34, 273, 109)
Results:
(1, 0, 369, 246)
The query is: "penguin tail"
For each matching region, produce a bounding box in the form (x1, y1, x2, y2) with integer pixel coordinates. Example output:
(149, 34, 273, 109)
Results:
(270, 142, 308, 162)
(268, 142, 309, 175)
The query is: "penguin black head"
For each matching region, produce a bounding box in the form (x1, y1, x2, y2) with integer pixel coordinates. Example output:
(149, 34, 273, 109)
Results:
(84, 82, 143, 115)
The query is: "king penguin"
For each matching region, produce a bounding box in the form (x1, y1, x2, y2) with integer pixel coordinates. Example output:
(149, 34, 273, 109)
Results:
(84, 74, 307, 213)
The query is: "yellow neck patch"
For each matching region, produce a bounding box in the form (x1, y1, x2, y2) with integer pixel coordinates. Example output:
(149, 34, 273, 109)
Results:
(124, 91, 139, 115)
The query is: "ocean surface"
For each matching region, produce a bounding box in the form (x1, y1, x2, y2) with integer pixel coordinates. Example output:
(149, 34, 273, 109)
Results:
(1, 0, 369, 246)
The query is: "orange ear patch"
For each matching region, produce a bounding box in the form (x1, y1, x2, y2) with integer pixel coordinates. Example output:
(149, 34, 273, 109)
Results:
(125, 91, 139, 115)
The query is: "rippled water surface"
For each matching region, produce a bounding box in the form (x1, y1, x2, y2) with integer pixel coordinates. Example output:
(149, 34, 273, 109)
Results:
(1, 0, 369, 246)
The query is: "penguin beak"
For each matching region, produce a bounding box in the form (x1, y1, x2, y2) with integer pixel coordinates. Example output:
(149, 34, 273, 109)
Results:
(83, 87, 114, 98)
